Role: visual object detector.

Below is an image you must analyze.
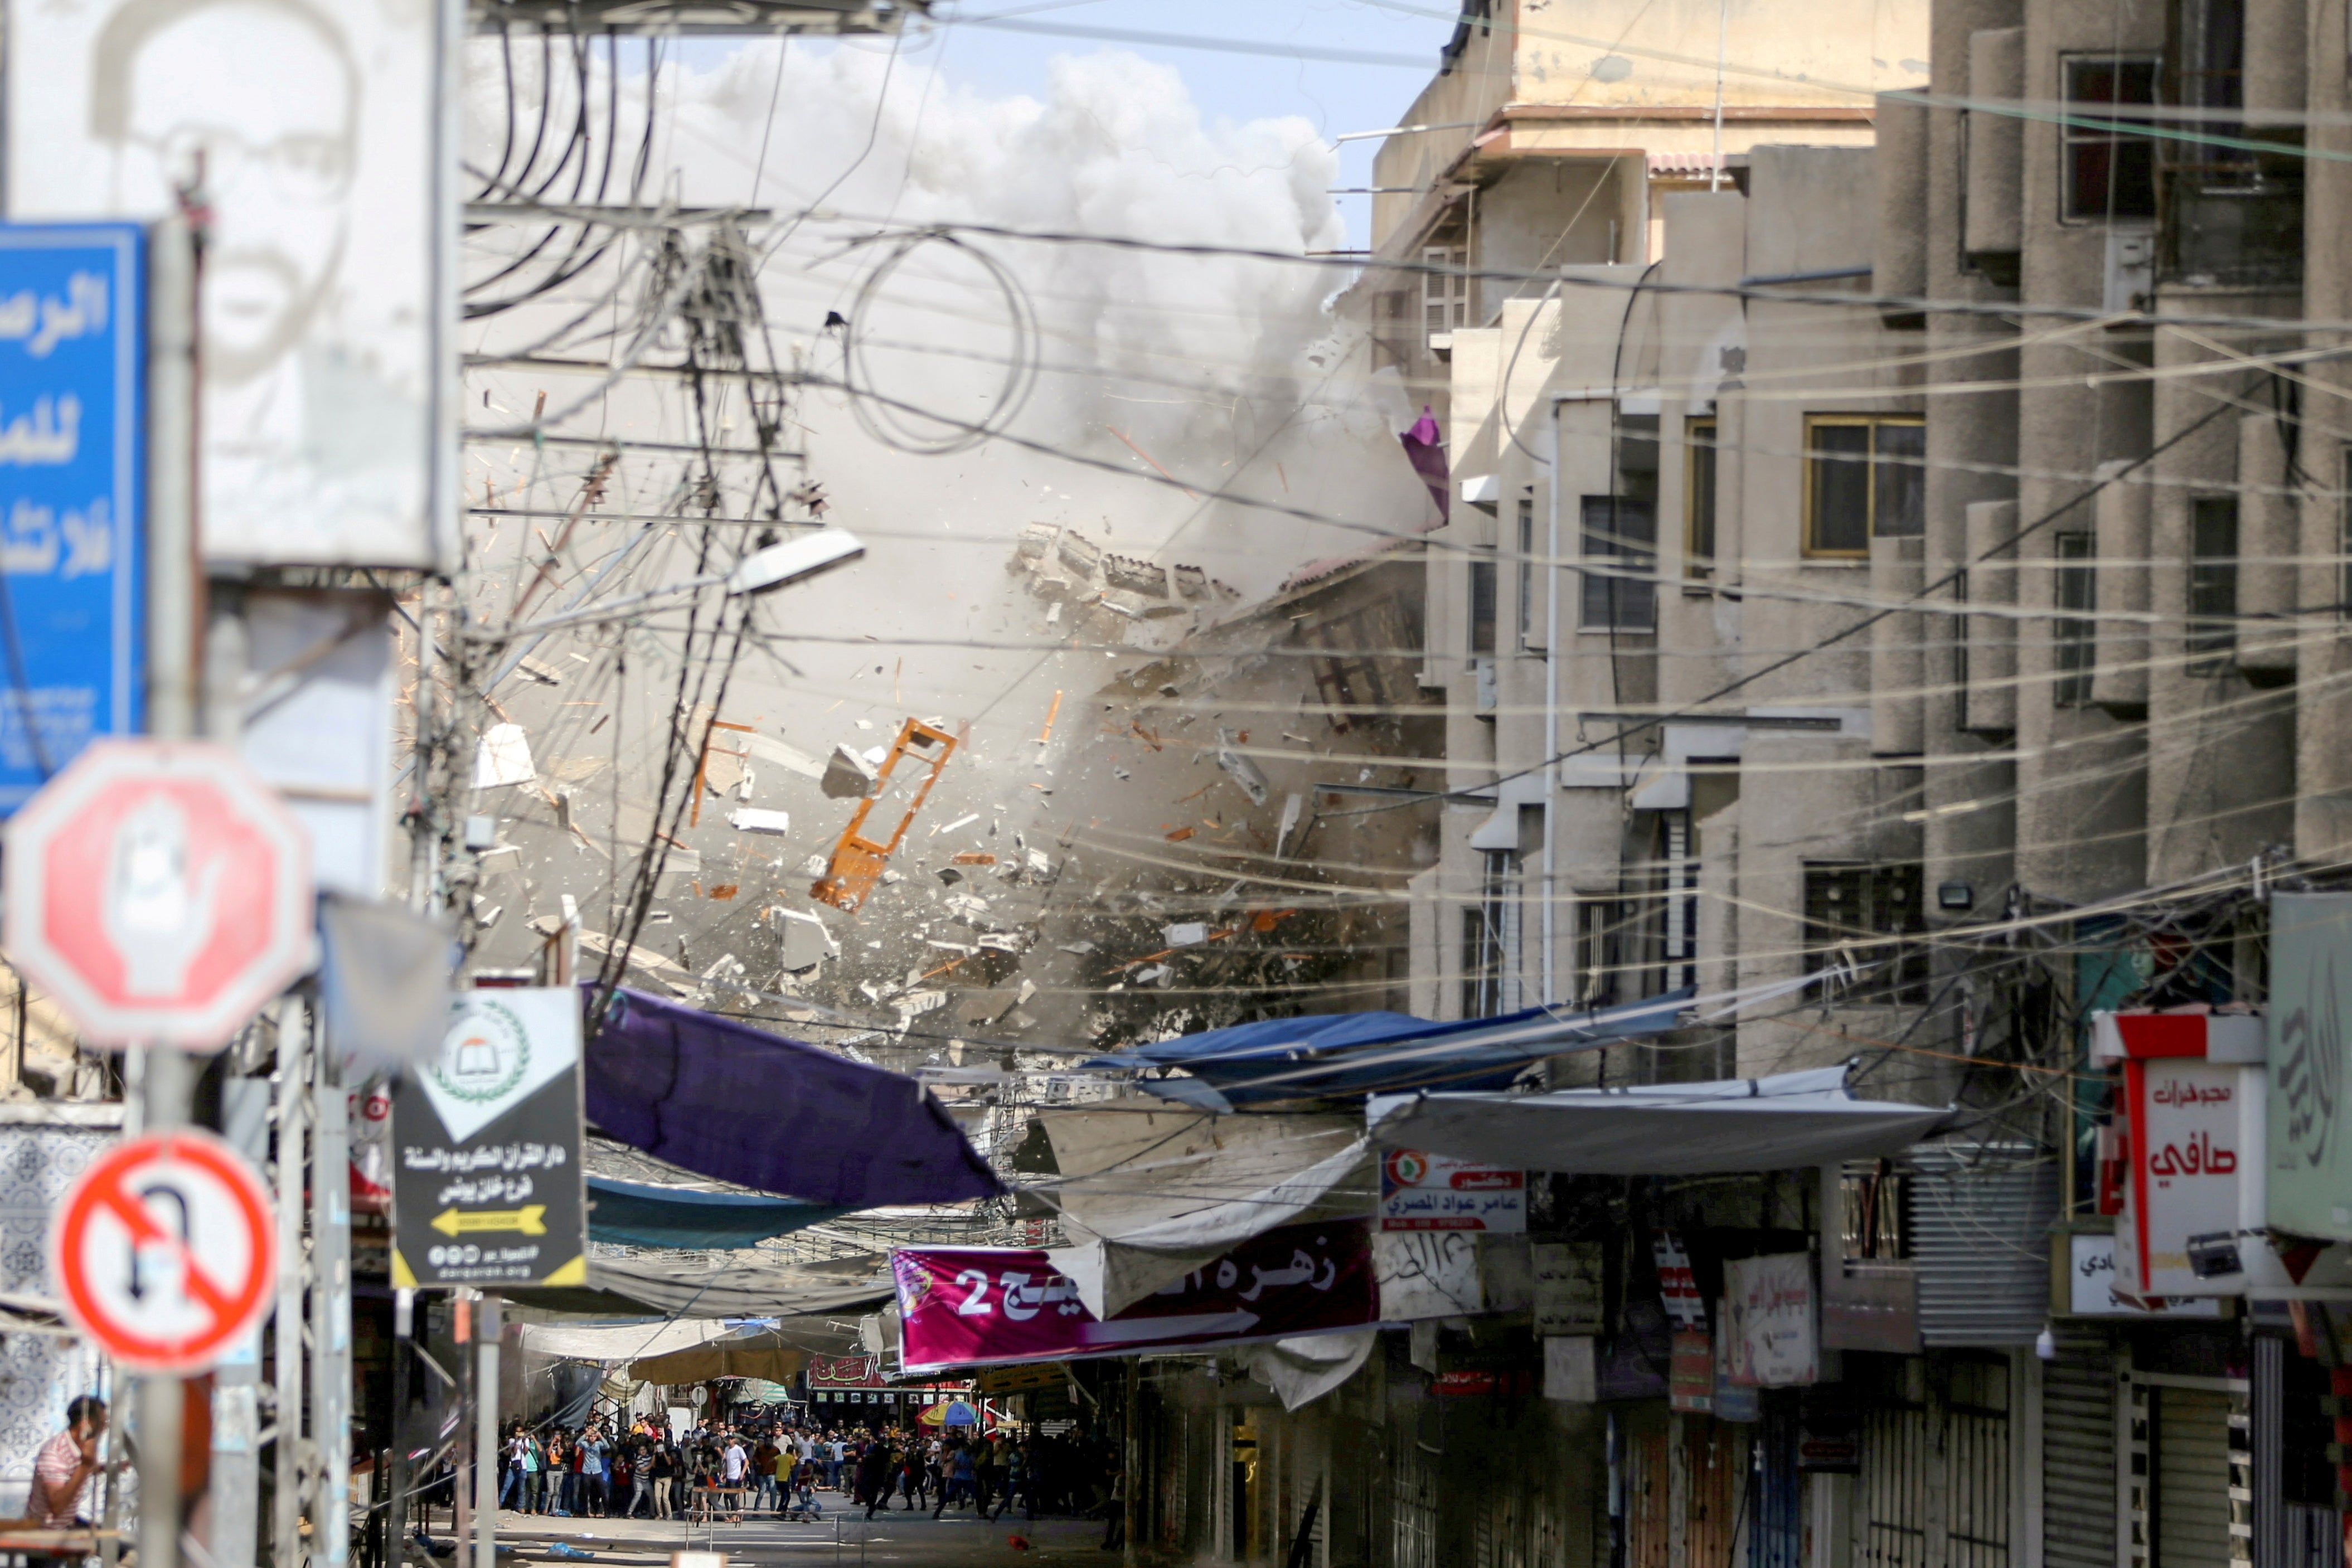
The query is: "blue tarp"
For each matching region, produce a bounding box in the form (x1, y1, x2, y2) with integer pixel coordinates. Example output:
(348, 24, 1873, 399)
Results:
(584, 985, 1003, 1207)
(1090, 989, 1696, 1109)
(585, 1175, 852, 1251)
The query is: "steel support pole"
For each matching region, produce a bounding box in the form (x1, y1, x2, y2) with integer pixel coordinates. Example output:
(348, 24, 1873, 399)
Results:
(272, 1006, 309, 1568)
(209, 1331, 261, 1568)
(146, 216, 196, 740)
(139, 1049, 193, 1568)
(311, 1044, 352, 1568)
(386, 1290, 414, 1562)
(474, 1299, 500, 1568)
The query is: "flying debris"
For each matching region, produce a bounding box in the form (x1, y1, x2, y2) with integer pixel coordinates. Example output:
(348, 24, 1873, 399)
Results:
(812, 718, 962, 912)
(473, 722, 537, 788)
(1215, 728, 1270, 806)
(822, 743, 880, 800)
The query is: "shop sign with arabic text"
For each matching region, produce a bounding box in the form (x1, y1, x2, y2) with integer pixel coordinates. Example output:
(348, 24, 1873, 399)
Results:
(894, 1218, 1376, 1372)
(2271, 894, 2352, 1239)
(2118, 1057, 2250, 1297)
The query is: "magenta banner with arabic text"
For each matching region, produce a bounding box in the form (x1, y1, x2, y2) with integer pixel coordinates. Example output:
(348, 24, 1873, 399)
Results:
(894, 1219, 1376, 1371)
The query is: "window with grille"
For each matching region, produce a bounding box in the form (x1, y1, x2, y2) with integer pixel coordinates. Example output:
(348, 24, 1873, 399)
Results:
(1803, 863, 1929, 1003)
(2188, 494, 2238, 672)
(1841, 1161, 1912, 1263)
(2061, 55, 2161, 220)
(2055, 531, 2096, 705)
(1805, 416, 1926, 556)
(1685, 418, 1718, 576)
(1423, 244, 1468, 333)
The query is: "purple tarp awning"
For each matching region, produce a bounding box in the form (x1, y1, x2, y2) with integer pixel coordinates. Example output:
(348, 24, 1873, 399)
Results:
(582, 985, 1002, 1208)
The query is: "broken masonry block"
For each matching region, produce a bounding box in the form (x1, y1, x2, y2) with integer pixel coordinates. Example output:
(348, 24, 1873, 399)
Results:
(822, 743, 880, 800)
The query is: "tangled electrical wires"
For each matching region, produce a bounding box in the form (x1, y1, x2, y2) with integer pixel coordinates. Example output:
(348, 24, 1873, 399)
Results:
(837, 230, 1039, 456)
(465, 26, 662, 319)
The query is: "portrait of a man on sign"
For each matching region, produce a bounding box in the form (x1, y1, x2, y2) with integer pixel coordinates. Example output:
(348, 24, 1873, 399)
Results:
(5, 0, 438, 569)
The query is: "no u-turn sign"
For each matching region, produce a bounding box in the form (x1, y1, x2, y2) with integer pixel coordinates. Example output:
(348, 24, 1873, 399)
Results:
(50, 1131, 275, 1373)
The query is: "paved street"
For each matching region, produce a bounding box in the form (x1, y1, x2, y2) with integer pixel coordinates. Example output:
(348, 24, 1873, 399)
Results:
(487, 1503, 1113, 1568)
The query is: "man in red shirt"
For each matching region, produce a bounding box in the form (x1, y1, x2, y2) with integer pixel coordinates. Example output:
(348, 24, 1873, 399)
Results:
(28, 1397, 106, 1527)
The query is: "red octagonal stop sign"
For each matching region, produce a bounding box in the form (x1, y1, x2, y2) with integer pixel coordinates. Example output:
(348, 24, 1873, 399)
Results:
(4, 740, 313, 1050)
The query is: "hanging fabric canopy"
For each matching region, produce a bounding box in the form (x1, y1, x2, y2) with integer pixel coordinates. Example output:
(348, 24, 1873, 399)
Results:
(1091, 989, 1694, 1109)
(1036, 1101, 1371, 1319)
(628, 1327, 821, 1385)
(520, 1318, 740, 1365)
(503, 1256, 894, 1320)
(583, 985, 1001, 1207)
(586, 1175, 851, 1250)
(1365, 1065, 1956, 1174)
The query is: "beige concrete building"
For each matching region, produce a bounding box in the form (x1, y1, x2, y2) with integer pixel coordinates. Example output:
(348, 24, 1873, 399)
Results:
(1341, 1, 2350, 1566)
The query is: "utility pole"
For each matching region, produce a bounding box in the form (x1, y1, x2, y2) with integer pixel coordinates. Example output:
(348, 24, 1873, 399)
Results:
(137, 200, 198, 1568)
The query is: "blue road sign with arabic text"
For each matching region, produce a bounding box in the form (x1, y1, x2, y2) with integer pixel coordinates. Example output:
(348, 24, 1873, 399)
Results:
(0, 224, 144, 813)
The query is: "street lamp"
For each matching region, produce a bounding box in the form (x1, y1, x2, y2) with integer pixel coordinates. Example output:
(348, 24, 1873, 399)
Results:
(485, 528, 866, 642)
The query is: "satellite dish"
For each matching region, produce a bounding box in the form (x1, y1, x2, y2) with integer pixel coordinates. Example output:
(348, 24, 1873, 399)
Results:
(691, 1387, 709, 1407)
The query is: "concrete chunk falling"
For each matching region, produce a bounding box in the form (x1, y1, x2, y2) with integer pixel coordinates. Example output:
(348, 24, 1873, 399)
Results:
(822, 743, 880, 799)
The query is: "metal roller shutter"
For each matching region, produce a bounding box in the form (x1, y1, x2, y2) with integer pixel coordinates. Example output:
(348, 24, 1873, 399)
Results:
(2156, 1387, 2235, 1568)
(2043, 1331, 2119, 1568)
(1910, 1145, 2060, 1347)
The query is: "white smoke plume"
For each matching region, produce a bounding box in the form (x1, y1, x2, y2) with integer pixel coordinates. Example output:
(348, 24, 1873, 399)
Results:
(459, 32, 1436, 1025)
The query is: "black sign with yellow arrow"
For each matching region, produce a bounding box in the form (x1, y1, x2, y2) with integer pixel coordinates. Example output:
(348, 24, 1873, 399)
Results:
(390, 987, 588, 1290)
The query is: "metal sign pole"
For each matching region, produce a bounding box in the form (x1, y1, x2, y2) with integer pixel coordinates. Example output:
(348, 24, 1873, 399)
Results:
(474, 1297, 500, 1568)
(137, 201, 198, 1568)
(311, 1036, 352, 1568)
(138, 1047, 191, 1568)
(273, 1004, 311, 1568)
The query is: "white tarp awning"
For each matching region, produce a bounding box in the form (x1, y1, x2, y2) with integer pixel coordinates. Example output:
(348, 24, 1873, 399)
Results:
(1035, 1100, 1372, 1319)
(520, 1318, 739, 1364)
(1366, 1066, 1953, 1174)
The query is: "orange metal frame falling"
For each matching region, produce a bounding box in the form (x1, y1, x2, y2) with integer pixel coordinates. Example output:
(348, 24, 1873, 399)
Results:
(812, 717, 961, 912)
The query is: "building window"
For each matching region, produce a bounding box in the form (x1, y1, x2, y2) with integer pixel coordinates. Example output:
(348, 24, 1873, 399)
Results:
(2162, 0, 2302, 286)
(1575, 896, 1618, 1008)
(2055, 532, 2096, 704)
(1582, 410, 1662, 630)
(1803, 863, 1929, 1004)
(1841, 1162, 1912, 1264)
(1805, 415, 1926, 557)
(2188, 494, 2238, 672)
(1424, 244, 1468, 334)
(1685, 418, 1718, 577)
(1580, 498, 1657, 630)
(1462, 851, 1517, 1020)
(1517, 497, 1538, 647)
(1468, 552, 1497, 657)
(2061, 55, 2161, 220)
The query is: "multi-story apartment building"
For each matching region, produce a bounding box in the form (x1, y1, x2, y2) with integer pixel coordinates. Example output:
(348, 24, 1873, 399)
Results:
(1120, 2, 2352, 1567)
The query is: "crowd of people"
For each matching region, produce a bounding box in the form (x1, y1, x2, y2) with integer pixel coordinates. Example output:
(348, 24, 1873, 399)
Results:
(494, 1410, 1123, 1535)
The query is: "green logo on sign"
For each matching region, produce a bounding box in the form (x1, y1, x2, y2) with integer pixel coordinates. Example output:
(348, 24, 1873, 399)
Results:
(431, 1001, 531, 1105)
